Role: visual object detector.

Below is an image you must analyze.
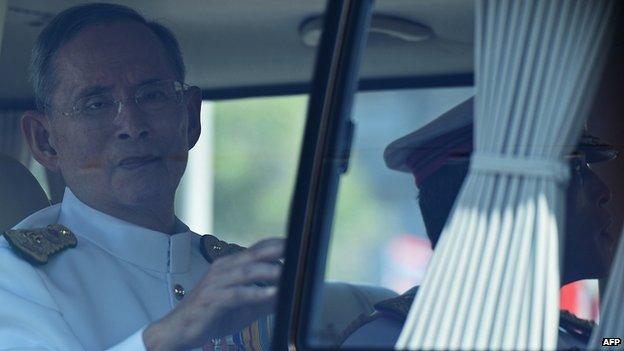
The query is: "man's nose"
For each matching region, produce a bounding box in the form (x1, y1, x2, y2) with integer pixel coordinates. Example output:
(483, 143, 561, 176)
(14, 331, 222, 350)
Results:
(114, 100, 150, 140)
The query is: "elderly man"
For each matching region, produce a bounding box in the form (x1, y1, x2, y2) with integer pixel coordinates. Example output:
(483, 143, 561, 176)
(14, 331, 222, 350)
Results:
(341, 97, 618, 349)
(0, 3, 281, 351)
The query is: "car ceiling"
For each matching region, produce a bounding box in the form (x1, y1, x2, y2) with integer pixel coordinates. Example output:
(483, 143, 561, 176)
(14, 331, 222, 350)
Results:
(0, 0, 474, 104)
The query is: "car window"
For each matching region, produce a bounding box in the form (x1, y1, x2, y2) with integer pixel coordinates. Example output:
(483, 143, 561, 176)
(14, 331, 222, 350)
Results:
(325, 87, 473, 291)
(175, 96, 307, 244)
(293, 0, 613, 347)
(302, 87, 476, 347)
(307, 85, 606, 346)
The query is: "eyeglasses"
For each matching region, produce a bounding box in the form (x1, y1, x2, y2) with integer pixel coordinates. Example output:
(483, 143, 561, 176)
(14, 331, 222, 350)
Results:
(51, 80, 189, 118)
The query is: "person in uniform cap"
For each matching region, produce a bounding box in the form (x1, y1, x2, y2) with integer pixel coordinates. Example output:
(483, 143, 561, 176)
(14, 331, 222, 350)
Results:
(0, 3, 281, 350)
(340, 97, 619, 349)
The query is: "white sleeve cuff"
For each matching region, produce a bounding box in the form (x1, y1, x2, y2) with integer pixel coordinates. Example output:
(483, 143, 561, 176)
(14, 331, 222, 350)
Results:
(106, 327, 147, 351)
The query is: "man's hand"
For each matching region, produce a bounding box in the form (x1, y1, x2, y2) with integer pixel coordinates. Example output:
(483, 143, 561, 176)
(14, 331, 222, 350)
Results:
(143, 238, 284, 351)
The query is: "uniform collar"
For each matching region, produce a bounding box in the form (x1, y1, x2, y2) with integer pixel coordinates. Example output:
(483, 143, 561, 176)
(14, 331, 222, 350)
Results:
(57, 187, 192, 273)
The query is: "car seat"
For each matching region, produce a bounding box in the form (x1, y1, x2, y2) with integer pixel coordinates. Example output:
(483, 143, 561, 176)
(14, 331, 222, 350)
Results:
(0, 153, 50, 232)
(313, 281, 398, 346)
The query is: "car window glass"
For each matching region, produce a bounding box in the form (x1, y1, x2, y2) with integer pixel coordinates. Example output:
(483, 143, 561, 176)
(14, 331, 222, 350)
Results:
(175, 97, 307, 243)
(299, 0, 609, 347)
(305, 87, 475, 347)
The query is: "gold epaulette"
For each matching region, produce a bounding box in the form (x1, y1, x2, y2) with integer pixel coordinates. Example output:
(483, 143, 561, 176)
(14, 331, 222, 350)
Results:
(3, 224, 77, 265)
(199, 234, 246, 263)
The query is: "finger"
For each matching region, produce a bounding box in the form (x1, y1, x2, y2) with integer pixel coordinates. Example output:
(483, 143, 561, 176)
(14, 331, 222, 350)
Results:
(246, 238, 285, 263)
(177, 286, 278, 343)
(248, 237, 285, 251)
(252, 273, 282, 288)
(212, 262, 282, 289)
(219, 285, 278, 313)
(250, 238, 286, 265)
(213, 239, 284, 269)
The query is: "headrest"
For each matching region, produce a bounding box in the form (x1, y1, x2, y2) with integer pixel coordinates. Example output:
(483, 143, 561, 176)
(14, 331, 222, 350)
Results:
(0, 154, 50, 232)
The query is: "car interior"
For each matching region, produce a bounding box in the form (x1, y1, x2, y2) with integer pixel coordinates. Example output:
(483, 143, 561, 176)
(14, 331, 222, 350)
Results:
(1, 0, 623, 349)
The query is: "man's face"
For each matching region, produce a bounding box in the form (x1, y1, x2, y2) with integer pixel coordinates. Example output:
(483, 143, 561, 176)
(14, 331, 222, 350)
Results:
(43, 21, 199, 211)
(563, 155, 615, 284)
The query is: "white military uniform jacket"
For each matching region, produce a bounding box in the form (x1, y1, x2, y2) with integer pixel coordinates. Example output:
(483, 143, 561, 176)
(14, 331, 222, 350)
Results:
(0, 188, 212, 350)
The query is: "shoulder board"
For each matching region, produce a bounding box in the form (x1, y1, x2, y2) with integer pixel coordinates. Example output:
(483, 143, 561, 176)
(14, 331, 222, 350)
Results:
(200, 234, 246, 263)
(373, 286, 419, 321)
(559, 309, 595, 344)
(3, 224, 77, 265)
(339, 287, 419, 345)
(338, 311, 381, 346)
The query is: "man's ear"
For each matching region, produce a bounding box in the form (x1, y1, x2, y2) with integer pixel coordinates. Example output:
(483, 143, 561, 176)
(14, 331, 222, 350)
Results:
(185, 86, 202, 150)
(21, 111, 61, 172)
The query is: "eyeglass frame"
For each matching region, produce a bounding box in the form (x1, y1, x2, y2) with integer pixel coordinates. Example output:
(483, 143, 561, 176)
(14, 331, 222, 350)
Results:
(44, 79, 191, 119)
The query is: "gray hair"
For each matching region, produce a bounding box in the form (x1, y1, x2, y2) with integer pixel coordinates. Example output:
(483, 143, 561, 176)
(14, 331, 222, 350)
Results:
(30, 3, 186, 111)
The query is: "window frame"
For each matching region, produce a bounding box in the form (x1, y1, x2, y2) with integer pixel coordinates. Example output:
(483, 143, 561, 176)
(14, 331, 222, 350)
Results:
(272, 0, 374, 349)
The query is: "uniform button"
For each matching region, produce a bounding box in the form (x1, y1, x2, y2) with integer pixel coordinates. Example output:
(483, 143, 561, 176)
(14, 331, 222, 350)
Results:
(173, 284, 185, 300)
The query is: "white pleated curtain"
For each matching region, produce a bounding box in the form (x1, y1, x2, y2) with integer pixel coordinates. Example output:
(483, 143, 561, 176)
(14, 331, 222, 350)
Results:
(397, 1, 615, 350)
